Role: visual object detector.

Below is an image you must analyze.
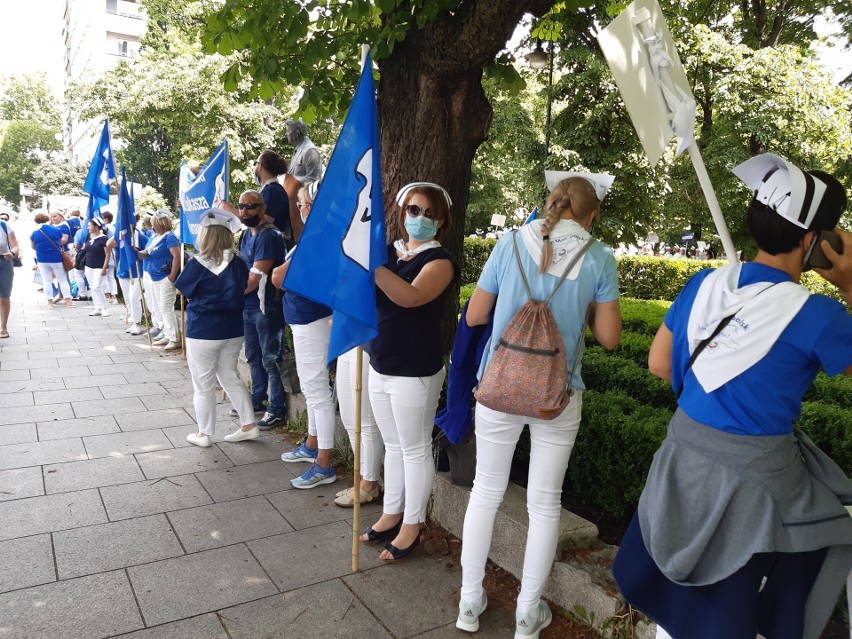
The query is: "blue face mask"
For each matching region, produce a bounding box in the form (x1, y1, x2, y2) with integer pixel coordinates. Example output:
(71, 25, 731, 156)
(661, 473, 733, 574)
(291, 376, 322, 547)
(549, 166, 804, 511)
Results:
(404, 215, 438, 241)
(253, 171, 261, 186)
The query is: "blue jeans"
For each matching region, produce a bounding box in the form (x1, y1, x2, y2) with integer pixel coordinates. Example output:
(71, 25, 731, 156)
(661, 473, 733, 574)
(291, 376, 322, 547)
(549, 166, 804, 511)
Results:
(243, 305, 287, 416)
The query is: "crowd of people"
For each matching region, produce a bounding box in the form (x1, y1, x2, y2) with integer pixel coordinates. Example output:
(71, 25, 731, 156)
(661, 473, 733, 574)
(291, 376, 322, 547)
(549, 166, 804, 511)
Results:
(2, 135, 850, 639)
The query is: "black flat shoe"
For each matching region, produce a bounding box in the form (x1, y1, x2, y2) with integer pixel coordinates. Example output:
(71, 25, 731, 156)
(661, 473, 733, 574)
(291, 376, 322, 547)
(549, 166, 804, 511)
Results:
(382, 535, 422, 562)
(361, 520, 402, 545)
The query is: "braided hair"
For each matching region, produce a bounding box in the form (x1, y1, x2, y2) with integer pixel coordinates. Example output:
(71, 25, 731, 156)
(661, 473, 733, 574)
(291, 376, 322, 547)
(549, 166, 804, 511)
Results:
(539, 177, 600, 273)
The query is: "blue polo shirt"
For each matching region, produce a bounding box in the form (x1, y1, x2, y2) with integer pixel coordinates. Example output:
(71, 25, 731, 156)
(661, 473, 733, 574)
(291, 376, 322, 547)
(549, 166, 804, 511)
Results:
(143, 232, 180, 282)
(262, 181, 291, 238)
(30, 225, 63, 263)
(175, 255, 248, 340)
(667, 263, 852, 435)
(238, 224, 285, 311)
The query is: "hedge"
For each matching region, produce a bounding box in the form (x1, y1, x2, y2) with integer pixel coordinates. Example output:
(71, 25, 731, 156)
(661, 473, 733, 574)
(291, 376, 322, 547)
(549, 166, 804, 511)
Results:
(460, 238, 846, 303)
(566, 390, 671, 519)
(619, 298, 670, 336)
(795, 402, 852, 475)
(582, 348, 676, 410)
(586, 331, 654, 368)
(803, 372, 852, 410)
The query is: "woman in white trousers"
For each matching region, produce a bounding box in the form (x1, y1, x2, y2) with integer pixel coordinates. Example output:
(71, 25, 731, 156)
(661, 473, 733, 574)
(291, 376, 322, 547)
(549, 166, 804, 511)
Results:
(81, 217, 111, 317)
(137, 211, 181, 350)
(176, 210, 259, 446)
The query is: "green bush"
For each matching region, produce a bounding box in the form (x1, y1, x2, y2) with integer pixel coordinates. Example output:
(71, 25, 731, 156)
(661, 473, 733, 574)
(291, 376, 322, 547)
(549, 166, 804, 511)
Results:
(795, 401, 852, 475)
(461, 237, 497, 285)
(803, 372, 852, 410)
(582, 348, 677, 411)
(619, 297, 670, 336)
(590, 331, 654, 368)
(567, 390, 672, 519)
(459, 283, 476, 308)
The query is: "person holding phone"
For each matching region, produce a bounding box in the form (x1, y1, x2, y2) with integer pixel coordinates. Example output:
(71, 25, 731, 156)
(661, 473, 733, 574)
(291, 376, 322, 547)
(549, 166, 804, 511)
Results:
(613, 154, 852, 639)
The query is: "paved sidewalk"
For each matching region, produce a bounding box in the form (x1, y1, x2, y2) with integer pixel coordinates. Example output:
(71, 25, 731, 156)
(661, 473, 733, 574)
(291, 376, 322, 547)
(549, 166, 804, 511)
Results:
(0, 268, 518, 639)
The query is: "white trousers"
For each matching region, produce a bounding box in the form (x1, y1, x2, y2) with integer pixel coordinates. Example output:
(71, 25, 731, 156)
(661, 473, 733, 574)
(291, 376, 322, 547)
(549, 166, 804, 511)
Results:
(186, 336, 254, 435)
(143, 272, 162, 329)
(73, 268, 88, 297)
(84, 266, 107, 311)
(369, 367, 445, 525)
(150, 277, 178, 341)
(336, 348, 383, 482)
(290, 318, 336, 450)
(37, 262, 71, 300)
(118, 277, 143, 324)
(460, 396, 583, 613)
(104, 261, 117, 295)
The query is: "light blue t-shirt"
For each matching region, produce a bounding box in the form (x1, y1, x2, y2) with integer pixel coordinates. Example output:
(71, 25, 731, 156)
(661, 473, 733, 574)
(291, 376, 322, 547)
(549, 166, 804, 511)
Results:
(476, 229, 620, 388)
(666, 263, 852, 435)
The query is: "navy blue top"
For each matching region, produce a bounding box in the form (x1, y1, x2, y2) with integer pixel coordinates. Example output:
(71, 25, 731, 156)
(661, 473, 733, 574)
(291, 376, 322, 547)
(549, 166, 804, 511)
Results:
(84, 235, 109, 269)
(54, 222, 71, 251)
(238, 224, 285, 312)
(66, 217, 81, 239)
(30, 225, 63, 263)
(143, 232, 180, 282)
(175, 255, 249, 340)
(666, 262, 852, 435)
(284, 290, 331, 326)
(369, 245, 459, 377)
(262, 182, 291, 239)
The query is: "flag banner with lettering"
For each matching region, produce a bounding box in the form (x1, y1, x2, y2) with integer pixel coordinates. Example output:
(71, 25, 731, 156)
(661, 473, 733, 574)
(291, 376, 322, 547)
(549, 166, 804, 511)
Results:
(284, 52, 386, 365)
(178, 140, 229, 249)
(83, 120, 116, 221)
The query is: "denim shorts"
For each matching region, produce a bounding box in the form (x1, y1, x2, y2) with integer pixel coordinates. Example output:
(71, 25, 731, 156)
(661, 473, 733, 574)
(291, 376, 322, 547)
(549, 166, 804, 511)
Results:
(0, 259, 13, 299)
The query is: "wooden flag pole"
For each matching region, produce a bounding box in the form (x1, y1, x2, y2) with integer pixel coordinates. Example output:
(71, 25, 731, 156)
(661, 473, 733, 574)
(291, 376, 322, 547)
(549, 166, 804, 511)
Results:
(128, 224, 154, 350)
(179, 236, 186, 358)
(352, 345, 363, 573)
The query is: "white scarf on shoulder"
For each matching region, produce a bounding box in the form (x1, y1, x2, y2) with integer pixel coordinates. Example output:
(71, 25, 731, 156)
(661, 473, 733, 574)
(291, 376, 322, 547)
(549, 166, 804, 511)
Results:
(686, 263, 810, 393)
(393, 238, 441, 261)
(519, 218, 591, 278)
(195, 250, 234, 276)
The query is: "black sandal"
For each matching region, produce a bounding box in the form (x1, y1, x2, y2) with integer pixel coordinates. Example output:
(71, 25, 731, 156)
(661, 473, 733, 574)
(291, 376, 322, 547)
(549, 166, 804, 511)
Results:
(382, 535, 422, 562)
(361, 520, 402, 545)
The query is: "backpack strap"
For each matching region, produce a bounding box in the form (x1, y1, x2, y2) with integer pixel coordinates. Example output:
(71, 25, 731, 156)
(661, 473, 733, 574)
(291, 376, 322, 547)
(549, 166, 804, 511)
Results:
(510, 230, 595, 303)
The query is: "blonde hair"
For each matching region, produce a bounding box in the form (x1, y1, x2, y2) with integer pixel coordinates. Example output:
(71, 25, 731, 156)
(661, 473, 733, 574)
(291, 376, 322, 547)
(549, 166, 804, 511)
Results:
(152, 215, 173, 235)
(197, 224, 234, 265)
(539, 177, 600, 273)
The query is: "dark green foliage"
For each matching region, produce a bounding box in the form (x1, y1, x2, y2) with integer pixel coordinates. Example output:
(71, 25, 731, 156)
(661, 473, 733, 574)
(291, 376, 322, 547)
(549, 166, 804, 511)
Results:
(618, 298, 670, 336)
(582, 348, 677, 411)
(461, 237, 497, 285)
(567, 391, 671, 519)
(803, 373, 852, 411)
(616, 256, 720, 301)
(795, 402, 852, 476)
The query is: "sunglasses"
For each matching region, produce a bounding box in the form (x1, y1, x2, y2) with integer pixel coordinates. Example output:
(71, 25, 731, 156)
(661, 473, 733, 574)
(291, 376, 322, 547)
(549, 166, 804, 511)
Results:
(237, 203, 262, 211)
(405, 204, 437, 219)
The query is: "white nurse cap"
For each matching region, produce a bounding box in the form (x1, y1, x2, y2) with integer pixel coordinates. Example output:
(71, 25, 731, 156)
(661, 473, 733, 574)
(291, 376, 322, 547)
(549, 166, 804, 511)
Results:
(395, 182, 452, 208)
(545, 171, 615, 202)
(200, 208, 242, 233)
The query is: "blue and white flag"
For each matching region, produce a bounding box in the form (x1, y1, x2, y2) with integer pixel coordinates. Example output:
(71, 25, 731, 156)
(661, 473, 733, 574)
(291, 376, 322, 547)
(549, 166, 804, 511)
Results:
(116, 168, 140, 278)
(284, 52, 386, 365)
(178, 140, 229, 249)
(524, 207, 538, 225)
(83, 120, 116, 221)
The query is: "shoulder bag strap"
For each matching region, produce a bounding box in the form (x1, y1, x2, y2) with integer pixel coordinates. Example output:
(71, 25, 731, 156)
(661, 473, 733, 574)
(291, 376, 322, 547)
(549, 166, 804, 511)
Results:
(39, 228, 63, 253)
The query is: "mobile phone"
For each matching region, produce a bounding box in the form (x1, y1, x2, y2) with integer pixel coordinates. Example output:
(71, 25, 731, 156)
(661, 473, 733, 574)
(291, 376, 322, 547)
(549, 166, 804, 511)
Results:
(803, 230, 843, 270)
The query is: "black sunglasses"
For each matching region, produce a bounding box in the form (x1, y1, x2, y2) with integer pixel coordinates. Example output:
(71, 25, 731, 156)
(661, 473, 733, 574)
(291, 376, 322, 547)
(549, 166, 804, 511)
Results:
(237, 203, 262, 211)
(405, 204, 437, 220)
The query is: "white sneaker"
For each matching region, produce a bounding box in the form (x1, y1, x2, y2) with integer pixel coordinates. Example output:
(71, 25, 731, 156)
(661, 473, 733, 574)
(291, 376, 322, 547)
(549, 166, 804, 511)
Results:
(153, 336, 170, 346)
(223, 427, 260, 443)
(163, 340, 181, 351)
(186, 432, 211, 447)
(457, 592, 488, 632)
(129, 324, 145, 335)
(100, 309, 109, 317)
(88, 309, 102, 317)
(514, 601, 552, 639)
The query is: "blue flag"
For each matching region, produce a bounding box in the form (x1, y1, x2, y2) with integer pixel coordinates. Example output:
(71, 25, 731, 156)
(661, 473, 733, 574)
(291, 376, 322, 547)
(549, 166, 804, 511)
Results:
(284, 53, 386, 365)
(116, 168, 140, 277)
(83, 120, 116, 221)
(524, 207, 538, 225)
(178, 140, 229, 249)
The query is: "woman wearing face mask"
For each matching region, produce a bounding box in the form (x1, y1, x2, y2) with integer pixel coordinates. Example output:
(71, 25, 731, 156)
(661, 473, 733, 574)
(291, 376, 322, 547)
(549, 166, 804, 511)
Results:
(357, 182, 459, 562)
(136, 210, 181, 351)
(270, 182, 337, 489)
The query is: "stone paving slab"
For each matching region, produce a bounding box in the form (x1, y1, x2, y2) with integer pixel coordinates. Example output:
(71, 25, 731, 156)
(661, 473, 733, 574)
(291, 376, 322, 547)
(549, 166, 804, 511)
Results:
(117, 407, 195, 432)
(128, 544, 279, 627)
(43, 454, 145, 493)
(247, 520, 385, 592)
(0, 466, 44, 502)
(215, 434, 292, 465)
(110, 382, 171, 399)
(0, 488, 107, 541)
(124, 369, 188, 384)
(1, 356, 59, 370)
(0, 423, 38, 445)
(194, 459, 295, 502)
(167, 495, 294, 553)
(0, 392, 35, 408)
(100, 475, 213, 521)
(136, 445, 234, 479)
(1, 402, 75, 426)
(0, 533, 55, 594)
(0, 378, 62, 392)
(219, 580, 394, 639)
(37, 415, 120, 440)
(72, 395, 147, 419)
(0, 569, 144, 639)
(62, 373, 128, 389)
(0, 436, 87, 469)
(265, 485, 383, 530)
(0, 369, 32, 382)
(114, 614, 229, 639)
(33, 386, 104, 405)
(54, 514, 185, 579)
(140, 393, 198, 411)
(83, 429, 174, 459)
(39, 365, 93, 379)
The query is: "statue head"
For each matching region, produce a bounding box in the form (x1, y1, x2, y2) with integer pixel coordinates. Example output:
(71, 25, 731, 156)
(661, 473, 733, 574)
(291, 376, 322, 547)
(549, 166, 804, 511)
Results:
(286, 119, 308, 146)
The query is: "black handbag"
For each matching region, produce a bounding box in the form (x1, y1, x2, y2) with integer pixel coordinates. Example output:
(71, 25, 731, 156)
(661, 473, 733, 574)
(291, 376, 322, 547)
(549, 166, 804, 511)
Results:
(11, 254, 22, 268)
(74, 247, 87, 270)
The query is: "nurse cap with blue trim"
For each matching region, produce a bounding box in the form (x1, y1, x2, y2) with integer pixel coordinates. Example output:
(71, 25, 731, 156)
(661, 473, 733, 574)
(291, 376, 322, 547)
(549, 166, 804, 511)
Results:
(395, 182, 452, 208)
(732, 153, 828, 229)
(200, 208, 242, 233)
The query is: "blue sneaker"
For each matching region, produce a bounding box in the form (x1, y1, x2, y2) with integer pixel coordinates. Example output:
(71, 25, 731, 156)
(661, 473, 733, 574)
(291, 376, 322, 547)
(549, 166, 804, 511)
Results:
(290, 463, 336, 490)
(257, 412, 286, 430)
(281, 442, 318, 463)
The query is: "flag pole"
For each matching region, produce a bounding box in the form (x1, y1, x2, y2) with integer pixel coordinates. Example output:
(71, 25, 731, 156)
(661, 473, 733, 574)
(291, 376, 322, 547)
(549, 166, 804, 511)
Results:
(350, 43, 372, 574)
(129, 223, 154, 350)
(179, 203, 186, 358)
